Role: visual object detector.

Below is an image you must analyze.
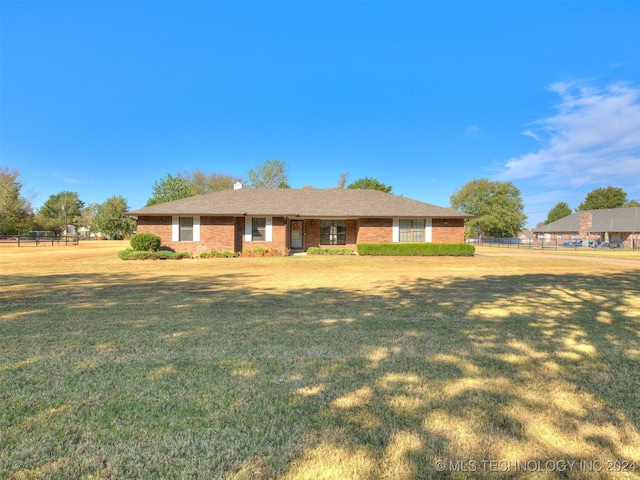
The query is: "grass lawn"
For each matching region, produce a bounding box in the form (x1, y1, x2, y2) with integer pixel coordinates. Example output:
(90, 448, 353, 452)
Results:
(475, 244, 640, 261)
(1, 241, 639, 479)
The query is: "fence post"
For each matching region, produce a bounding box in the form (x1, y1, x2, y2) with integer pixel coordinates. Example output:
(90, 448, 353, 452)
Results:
(18, 234, 20, 247)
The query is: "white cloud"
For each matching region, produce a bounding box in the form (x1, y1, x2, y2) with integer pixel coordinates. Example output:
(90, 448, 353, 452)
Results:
(500, 81, 640, 188)
(49, 170, 96, 186)
(465, 125, 483, 138)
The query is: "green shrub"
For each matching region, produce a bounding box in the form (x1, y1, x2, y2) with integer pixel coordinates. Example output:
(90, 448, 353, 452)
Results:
(241, 247, 289, 257)
(357, 243, 475, 256)
(119, 248, 190, 260)
(130, 232, 161, 252)
(306, 247, 354, 255)
(199, 249, 239, 258)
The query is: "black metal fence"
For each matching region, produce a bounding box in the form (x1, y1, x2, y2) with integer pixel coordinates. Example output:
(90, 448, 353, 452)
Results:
(469, 237, 639, 251)
(0, 234, 79, 246)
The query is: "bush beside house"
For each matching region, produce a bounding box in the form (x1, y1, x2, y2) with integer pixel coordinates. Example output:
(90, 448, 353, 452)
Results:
(120, 233, 190, 260)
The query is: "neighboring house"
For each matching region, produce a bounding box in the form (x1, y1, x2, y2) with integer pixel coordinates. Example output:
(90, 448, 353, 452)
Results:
(518, 229, 535, 244)
(533, 207, 640, 248)
(126, 187, 473, 256)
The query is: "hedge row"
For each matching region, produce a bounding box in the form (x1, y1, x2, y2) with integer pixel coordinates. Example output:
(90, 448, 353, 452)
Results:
(240, 247, 289, 257)
(356, 243, 475, 256)
(199, 249, 239, 258)
(306, 247, 354, 255)
(118, 249, 190, 260)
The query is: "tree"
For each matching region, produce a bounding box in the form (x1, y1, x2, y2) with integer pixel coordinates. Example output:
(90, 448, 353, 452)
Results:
(81, 203, 99, 237)
(146, 173, 194, 206)
(186, 170, 243, 195)
(347, 177, 392, 193)
(577, 186, 628, 211)
(247, 160, 289, 188)
(336, 172, 349, 189)
(545, 201, 572, 224)
(625, 199, 640, 207)
(450, 178, 526, 238)
(94, 196, 136, 240)
(0, 166, 32, 234)
(37, 191, 84, 234)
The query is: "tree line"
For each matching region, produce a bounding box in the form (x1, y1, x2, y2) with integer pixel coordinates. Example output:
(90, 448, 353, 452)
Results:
(450, 182, 638, 238)
(2, 161, 637, 240)
(544, 186, 640, 225)
(0, 161, 392, 239)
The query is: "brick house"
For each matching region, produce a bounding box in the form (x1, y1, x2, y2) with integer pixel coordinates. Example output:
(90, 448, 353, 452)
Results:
(533, 207, 640, 248)
(127, 187, 473, 256)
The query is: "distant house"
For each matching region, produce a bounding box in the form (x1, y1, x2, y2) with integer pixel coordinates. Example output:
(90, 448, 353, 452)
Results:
(533, 207, 640, 248)
(517, 228, 535, 244)
(126, 187, 473, 256)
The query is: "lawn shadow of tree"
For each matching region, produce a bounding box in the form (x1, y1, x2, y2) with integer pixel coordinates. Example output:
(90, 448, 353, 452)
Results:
(1, 267, 639, 479)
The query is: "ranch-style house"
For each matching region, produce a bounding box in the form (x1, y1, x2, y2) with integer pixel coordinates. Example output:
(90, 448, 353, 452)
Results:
(533, 207, 640, 248)
(127, 186, 473, 256)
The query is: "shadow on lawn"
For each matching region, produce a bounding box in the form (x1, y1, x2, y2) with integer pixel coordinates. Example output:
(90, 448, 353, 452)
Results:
(1, 268, 639, 479)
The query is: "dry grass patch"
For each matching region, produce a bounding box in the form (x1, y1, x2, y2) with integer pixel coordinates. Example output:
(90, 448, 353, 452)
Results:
(0, 242, 639, 479)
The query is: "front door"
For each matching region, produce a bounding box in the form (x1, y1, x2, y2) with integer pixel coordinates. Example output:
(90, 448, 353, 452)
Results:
(290, 220, 304, 250)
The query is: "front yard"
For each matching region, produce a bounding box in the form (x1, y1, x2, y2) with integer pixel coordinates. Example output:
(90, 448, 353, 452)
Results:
(1, 242, 638, 479)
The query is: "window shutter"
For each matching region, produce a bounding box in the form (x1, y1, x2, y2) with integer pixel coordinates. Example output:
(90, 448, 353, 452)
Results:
(245, 217, 252, 242)
(172, 216, 179, 242)
(266, 217, 273, 242)
(425, 218, 432, 242)
(193, 216, 200, 242)
(392, 218, 399, 243)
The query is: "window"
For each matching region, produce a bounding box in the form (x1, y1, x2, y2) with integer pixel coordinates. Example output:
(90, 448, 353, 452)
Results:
(245, 217, 272, 242)
(172, 216, 200, 242)
(252, 217, 266, 241)
(399, 219, 425, 243)
(320, 220, 346, 245)
(179, 217, 194, 241)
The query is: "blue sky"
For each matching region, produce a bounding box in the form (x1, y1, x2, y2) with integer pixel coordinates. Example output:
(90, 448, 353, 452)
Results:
(2, 1, 639, 227)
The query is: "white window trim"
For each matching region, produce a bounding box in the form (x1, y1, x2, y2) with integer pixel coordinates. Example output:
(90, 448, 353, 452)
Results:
(172, 216, 179, 242)
(245, 216, 272, 242)
(244, 217, 252, 242)
(193, 216, 200, 242)
(265, 217, 272, 242)
(392, 218, 400, 243)
(425, 218, 432, 242)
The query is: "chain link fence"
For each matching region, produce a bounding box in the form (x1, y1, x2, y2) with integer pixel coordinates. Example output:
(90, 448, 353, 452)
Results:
(0, 233, 78, 246)
(468, 237, 639, 251)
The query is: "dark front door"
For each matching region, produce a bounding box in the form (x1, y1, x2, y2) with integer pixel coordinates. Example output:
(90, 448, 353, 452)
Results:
(290, 220, 304, 250)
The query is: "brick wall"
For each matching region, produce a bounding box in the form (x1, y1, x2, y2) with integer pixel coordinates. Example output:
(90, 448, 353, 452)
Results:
(137, 215, 236, 256)
(578, 212, 593, 233)
(303, 220, 320, 249)
(137, 215, 468, 256)
(136, 216, 172, 240)
(300, 219, 359, 250)
(357, 218, 393, 244)
(239, 216, 288, 253)
(432, 219, 465, 243)
(623, 232, 640, 248)
(199, 216, 235, 254)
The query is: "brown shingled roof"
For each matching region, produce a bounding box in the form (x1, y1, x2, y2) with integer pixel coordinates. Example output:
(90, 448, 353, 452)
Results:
(127, 188, 473, 219)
